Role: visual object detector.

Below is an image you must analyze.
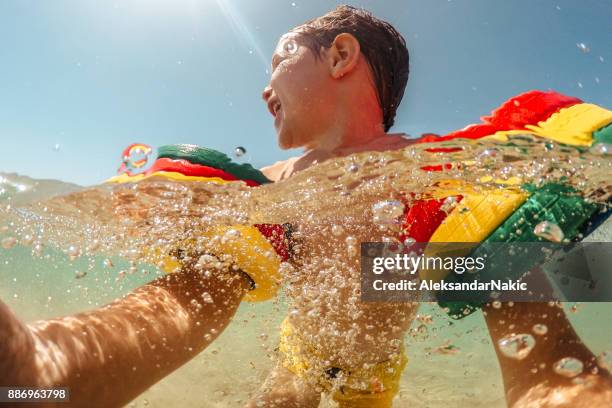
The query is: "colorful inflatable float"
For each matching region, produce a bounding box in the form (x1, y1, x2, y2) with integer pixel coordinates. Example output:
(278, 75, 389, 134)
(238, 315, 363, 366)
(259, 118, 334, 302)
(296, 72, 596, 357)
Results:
(402, 90, 611, 318)
(107, 145, 290, 303)
(106, 90, 611, 316)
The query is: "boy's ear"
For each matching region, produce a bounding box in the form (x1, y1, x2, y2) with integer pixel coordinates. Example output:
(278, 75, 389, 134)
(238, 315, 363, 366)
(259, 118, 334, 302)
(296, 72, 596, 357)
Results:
(327, 33, 361, 79)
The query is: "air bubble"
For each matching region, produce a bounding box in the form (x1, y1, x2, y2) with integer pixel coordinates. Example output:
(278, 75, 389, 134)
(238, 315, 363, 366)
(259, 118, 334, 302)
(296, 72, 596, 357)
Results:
(222, 228, 241, 244)
(66, 245, 81, 260)
(331, 225, 344, 237)
(533, 221, 564, 242)
(589, 143, 610, 156)
(372, 200, 405, 225)
(346, 163, 360, 173)
(553, 357, 583, 378)
(532, 324, 548, 336)
(498, 333, 536, 360)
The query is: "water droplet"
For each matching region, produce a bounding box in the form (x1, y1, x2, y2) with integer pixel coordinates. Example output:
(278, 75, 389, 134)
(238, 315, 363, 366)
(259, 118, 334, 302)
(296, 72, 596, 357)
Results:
(492, 300, 502, 309)
(291, 2, 296, 7)
(196, 254, 219, 270)
(534, 221, 564, 242)
(53, 143, 61, 151)
(120, 143, 152, 174)
(372, 200, 405, 225)
(532, 324, 548, 336)
(346, 163, 360, 173)
(32, 243, 44, 257)
(20, 234, 33, 246)
(553, 357, 583, 378)
(1, 236, 17, 249)
(234, 146, 246, 157)
(74, 270, 87, 279)
(477, 148, 499, 160)
(87, 240, 100, 252)
(576, 42, 590, 53)
(577, 81, 583, 89)
(331, 225, 344, 237)
(201, 292, 214, 303)
(103, 258, 114, 268)
(596, 351, 612, 371)
(441, 196, 457, 212)
(222, 228, 241, 244)
(589, 143, 610, 156)
(66, 245, 81, 260)
(403, 237, 416, 247)
(498, 333, 536, 360)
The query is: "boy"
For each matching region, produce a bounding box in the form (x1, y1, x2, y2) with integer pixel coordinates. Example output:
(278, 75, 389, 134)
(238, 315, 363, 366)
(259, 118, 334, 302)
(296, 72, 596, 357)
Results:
(1, 5, 610, 408)
(250, 5, 611, 408)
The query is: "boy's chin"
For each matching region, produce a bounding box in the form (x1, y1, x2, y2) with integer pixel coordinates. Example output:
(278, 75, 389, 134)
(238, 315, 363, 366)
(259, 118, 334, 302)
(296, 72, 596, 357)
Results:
(277, 132, 296, 150)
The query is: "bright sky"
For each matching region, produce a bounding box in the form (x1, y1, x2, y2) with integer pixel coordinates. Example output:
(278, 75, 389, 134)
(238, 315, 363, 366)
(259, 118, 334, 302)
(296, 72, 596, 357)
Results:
(0, 0, 610, 185)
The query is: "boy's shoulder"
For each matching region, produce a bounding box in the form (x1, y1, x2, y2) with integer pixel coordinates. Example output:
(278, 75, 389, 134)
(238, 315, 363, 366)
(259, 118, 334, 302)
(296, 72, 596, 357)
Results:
(260, 156, 301, 182)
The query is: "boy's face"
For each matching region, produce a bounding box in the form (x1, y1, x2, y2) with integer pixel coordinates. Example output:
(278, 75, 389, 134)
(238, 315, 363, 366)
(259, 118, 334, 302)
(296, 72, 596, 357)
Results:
(262, 32, 337, 150)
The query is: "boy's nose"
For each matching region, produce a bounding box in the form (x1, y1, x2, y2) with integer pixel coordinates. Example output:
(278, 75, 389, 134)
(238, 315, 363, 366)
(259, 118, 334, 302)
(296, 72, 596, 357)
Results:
(262, 85, 273, 102)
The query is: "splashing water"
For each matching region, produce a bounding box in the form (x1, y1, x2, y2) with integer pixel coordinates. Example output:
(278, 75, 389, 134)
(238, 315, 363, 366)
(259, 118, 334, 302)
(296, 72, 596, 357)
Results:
(0, 134, 611, 402)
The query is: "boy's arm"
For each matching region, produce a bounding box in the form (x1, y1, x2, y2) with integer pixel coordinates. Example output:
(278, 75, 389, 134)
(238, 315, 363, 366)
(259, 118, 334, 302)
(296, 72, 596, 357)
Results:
(0, 263, 251, 408)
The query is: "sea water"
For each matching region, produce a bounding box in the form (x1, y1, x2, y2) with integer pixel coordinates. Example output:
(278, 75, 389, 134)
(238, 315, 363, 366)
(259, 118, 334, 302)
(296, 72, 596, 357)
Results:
(1, 135, 611, 407)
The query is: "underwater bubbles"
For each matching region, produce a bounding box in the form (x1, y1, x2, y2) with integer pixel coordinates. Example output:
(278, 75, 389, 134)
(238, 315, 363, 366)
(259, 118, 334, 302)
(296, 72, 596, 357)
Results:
(532, 324, 548, 336)
(589, 143, 610, 156)
(372, 200, 405, 225)
(346, 162, 360, 173)
(553, 357, 584, 378)
(331, 225, 344, 237)
(498, 333, 536, 360)
(533, 221, 565, 242)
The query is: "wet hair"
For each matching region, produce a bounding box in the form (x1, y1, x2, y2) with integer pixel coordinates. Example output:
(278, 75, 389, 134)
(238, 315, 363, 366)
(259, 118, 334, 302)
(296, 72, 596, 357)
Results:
(293, 5, 409, 131)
